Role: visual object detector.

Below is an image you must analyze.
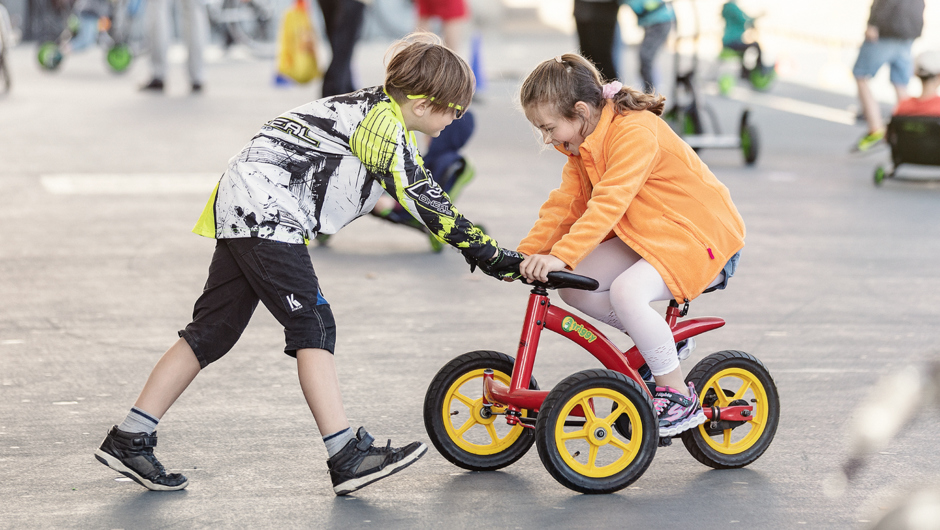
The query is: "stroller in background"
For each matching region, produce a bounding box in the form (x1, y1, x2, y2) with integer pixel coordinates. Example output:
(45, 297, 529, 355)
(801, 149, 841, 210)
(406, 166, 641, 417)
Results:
(874, 115, 940, 186)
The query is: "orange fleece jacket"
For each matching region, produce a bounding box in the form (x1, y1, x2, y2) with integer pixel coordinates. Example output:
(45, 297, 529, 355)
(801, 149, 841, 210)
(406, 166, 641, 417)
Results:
(517, 103, 746, 303)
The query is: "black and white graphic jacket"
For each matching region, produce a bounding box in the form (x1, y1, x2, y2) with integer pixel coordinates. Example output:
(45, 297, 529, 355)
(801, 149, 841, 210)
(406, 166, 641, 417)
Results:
(193, 86, 497, 261)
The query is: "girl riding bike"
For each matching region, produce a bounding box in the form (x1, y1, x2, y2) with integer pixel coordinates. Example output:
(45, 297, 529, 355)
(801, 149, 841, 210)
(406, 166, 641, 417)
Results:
(516, 53, 745, 437)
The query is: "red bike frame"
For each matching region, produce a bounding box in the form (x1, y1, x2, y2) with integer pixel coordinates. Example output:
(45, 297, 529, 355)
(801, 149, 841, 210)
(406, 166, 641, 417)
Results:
(482, 284, 754, 427)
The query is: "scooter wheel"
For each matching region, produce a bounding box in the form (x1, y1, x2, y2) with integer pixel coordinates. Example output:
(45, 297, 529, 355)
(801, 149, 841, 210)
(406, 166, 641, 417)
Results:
(536, 369, 657, 494)
(37, 42, 63, 71)
(874, 166, 886, 186)
(718, 74, 735, 96)
(424, 350, 538, 471)
(681, 350, 780, 469)
(749, 66, 777, 92)
(107, 45, 133, 73)
(741, 123, 759, 165)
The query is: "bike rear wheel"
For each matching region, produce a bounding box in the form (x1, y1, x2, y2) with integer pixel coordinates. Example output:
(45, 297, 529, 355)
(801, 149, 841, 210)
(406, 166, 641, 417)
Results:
(681, 350, 779, 469)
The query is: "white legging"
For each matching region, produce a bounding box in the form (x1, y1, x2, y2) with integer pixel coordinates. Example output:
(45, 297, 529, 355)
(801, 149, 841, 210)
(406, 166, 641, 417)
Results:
(558, 238, 723, 376)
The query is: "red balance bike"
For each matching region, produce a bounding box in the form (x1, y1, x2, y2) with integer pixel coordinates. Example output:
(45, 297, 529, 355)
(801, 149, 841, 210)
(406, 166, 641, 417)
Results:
(424, 271, 779, 494)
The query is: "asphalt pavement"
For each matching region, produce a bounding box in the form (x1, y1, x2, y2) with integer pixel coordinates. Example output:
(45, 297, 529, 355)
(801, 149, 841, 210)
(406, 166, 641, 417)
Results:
(2, 17, 940, 530)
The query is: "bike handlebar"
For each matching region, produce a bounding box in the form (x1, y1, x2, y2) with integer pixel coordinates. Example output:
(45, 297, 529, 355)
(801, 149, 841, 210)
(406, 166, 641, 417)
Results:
(522, 271, 599, 292)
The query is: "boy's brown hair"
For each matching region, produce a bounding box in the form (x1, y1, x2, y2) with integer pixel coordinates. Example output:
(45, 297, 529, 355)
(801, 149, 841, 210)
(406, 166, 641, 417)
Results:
(384, 32, 475, 114)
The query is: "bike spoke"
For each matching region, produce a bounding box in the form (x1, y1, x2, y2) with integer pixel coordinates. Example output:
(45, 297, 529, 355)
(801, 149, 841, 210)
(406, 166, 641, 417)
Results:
(609, 436, 634, 457)
(586, 444, 599, 470)
(452, 391, 476, 408)
(732, 380, 753, 401)
(580, 398, 597, 423)
(559, 427, 588, 441)
(602, 403, 625, 425)
(710, 381, 731, 407)
(485, 422, 500, 445)
(454, 417, 476, 437)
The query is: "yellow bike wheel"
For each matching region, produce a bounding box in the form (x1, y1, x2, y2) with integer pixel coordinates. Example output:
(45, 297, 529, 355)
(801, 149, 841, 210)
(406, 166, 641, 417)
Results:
(424, 350, 538, 471)
(535, 369, 657, 494)
(681, 350, 780, 468)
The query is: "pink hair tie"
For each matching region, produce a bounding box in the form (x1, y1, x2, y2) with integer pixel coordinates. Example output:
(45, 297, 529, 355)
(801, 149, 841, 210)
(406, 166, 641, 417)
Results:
(602, 81, 623, 99)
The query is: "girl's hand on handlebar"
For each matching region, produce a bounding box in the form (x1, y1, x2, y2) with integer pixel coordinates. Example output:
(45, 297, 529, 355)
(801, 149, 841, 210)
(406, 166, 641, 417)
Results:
(520, 254, 566, 283)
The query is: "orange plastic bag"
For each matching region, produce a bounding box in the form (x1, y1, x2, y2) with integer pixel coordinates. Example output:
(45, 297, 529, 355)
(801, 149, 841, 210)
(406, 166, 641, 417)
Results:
(277, 0, 320, 84)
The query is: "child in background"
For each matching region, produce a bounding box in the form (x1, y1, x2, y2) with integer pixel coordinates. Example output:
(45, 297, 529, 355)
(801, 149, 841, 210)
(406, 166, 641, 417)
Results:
(621, 0, 675, 93)
(894, 50, 940, 117)
(416, 0, 468, 54)
(94, 33, 521, 496)
(720, 0, 771, 85)
(516, 54, 745, 436)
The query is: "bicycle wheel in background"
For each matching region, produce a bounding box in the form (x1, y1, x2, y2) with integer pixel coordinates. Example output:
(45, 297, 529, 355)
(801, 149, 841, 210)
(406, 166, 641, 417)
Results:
(222, 0, 278, 57)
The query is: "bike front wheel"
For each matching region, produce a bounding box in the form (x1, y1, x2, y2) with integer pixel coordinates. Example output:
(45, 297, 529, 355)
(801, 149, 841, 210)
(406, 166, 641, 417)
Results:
(536, 369, 657, 494)
(424, 350, 538, 471)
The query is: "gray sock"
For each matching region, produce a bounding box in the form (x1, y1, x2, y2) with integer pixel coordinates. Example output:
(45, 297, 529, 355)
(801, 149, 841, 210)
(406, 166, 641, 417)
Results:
(118, 406, 159, 435)
(323, 427, 355, 458)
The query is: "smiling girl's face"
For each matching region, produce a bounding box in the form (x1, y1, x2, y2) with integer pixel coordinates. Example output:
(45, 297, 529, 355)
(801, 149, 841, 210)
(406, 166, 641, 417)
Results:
(525, 102, 593, 154)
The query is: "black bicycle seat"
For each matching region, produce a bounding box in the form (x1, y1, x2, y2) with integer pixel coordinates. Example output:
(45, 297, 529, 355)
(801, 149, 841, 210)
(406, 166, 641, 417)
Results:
(523, 271, 599, 291)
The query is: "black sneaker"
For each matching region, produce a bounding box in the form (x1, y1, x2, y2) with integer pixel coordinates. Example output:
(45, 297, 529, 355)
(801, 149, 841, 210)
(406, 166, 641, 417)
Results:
(94, 426, 188, 491)
(327, 427, 427, 495)
(140, 78, 164, 92)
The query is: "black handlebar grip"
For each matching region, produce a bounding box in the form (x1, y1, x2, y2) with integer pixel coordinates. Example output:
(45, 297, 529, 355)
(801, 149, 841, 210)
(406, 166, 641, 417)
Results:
(545, 271, 599, 291)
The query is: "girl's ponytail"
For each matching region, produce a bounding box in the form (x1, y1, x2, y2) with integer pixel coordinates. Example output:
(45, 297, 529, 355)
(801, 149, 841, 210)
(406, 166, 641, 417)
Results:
(611, 85, 665, 116)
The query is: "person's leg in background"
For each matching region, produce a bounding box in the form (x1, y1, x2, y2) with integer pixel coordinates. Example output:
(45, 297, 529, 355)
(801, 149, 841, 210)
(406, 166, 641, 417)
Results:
(319, 0, 365, 97)
(573, 0, 620, 81)
(638, 20, 671, 93)
(142, 0, 170, 91)
(888, 39, 914, 103)
(181, 0, 208, 91)
(853, 39, 890, 151)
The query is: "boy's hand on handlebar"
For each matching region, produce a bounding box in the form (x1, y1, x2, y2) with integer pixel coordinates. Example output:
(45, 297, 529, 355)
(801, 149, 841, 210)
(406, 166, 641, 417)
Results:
(478, 248, 524, 281)
(520, 254, 567, 283)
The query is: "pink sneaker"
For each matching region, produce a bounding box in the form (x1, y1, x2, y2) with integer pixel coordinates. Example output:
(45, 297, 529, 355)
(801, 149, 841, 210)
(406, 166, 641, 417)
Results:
(653, 382, 707, 437)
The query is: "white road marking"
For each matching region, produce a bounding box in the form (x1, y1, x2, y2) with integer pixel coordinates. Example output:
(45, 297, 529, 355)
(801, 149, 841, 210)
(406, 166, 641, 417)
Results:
(705, 85, 858, 125)
(41, 174, 220, 195)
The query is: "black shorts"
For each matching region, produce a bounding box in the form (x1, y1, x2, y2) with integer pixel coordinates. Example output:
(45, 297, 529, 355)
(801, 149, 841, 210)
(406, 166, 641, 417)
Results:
(179, 238, 337, 368)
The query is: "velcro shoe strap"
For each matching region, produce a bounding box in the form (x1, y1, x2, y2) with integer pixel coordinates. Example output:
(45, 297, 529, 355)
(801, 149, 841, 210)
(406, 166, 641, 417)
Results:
(654, 390, 694, 408)
(356, 431, 375, 451)
(132, 434, 158, 448)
